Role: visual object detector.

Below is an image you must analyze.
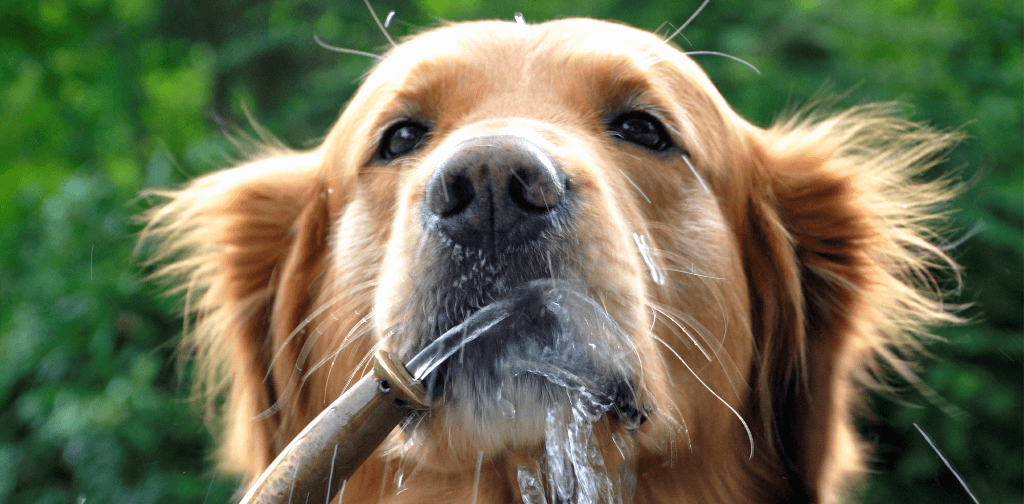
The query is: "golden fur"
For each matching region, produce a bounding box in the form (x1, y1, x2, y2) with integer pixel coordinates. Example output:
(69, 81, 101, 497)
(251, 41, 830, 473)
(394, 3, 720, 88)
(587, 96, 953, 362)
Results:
(143, 18, 959, 503)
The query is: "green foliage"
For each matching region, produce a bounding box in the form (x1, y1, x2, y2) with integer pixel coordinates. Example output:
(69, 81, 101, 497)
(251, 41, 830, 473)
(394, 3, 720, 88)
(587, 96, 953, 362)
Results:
(0, 0, 1019, 502)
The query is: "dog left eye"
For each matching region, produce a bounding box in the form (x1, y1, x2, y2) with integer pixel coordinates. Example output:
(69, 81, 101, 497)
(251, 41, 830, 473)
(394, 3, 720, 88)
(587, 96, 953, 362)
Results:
(380, 121, 428, 159)
(610, 112, 672, 151)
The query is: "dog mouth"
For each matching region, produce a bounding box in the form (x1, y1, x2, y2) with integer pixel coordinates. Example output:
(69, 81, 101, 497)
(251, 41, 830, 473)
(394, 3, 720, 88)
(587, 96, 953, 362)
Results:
(392, 276, 647, 503)
(406, 277, 646, 432)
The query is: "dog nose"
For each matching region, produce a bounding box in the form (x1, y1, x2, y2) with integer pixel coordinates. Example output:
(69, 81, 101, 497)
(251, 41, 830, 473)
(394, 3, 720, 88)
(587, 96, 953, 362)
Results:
(425, 135, 566, 250)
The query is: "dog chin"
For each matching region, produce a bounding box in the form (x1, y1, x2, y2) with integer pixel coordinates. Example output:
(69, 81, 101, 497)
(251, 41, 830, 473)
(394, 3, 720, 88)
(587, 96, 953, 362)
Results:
(434, 374, 578, 455)
(406, 279, 644, 456)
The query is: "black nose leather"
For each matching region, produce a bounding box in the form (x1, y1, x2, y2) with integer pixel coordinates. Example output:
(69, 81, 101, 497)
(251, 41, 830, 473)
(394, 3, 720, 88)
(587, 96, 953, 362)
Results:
(425, 135, 566, 251)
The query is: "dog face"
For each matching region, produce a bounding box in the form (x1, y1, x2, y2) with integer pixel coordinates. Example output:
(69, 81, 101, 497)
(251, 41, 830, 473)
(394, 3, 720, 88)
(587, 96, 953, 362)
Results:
(358, 20, 747, 457)
(145, 18, 957, 504)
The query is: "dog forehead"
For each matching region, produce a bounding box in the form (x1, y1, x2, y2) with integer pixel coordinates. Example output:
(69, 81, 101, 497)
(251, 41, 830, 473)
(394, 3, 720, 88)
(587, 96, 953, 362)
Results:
(362, 18, 708, 95)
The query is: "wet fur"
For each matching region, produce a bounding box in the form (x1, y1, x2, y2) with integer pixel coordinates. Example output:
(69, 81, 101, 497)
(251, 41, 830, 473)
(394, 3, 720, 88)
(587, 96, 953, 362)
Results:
(142, 18, 958, 503)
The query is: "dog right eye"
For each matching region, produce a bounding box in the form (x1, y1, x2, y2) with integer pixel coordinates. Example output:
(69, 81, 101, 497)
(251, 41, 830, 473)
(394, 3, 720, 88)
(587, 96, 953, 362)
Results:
(380, 121, 428, 160)
(609, 112, 673, 152)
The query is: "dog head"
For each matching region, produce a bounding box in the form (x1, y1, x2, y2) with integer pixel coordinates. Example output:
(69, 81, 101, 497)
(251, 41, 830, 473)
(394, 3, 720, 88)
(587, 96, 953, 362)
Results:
(144, 18, 958, 503)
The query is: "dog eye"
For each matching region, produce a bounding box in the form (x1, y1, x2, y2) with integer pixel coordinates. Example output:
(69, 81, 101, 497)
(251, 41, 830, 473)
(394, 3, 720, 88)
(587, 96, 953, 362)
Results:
(610, 112, 672, 151)
(380, 121, 428, 159)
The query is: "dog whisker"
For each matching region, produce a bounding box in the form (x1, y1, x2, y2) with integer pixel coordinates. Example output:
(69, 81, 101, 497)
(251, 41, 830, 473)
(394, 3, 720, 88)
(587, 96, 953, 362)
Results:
(313, 34, 383, 60)
(253, 402, 281, 421)
(258, 295, 369, 420)
(664, 0, 710, 44)
(633, 232, 666, 285)
(264, 290, 353, 382)
(326, 330, 394, 397)
(663, 266, 724, 281)
(652, 241, 745, 403)
(649, 302, 712, 361)
(658, 298, 746, 403)
(471, 450, 484, 504)
(647, 305, 676, 387)
(694, 273, 737, 368)
(653, 20, 670, 38)
(681, 153, 710, 194)
(362, 0, 396, 48)
(661, 22, 692, 47)
(309, 313, 374, 401)
(684, 51, 762, 75)
(648, 238, 724, 281)
(618, 169, 652, 204)
(650, 333, 754, 460)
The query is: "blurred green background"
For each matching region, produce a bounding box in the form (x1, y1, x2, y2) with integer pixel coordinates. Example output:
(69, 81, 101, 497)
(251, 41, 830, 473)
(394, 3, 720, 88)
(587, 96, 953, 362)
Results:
(0, 0, 1020, 502)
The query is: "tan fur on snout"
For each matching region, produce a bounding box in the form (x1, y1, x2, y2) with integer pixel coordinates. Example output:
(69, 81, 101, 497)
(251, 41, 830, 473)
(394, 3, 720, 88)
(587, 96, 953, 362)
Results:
(143, 18, 959, 503)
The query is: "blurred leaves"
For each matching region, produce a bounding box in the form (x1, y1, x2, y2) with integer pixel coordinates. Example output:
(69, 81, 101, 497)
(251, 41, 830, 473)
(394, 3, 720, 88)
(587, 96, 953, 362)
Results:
(1, 170, 234, 503)
(0, 0, 1020, 502)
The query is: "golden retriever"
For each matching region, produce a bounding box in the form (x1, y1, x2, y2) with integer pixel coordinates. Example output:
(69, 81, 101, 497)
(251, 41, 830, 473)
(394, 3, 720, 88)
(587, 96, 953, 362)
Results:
(143, 18, 959, 503)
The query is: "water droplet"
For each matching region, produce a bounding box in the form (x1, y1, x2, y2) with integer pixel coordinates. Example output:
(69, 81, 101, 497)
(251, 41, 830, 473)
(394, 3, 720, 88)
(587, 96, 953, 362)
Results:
(496, 388, 516, 419)
(501, 398, 516, 419)
(394, 469, 406, 494)
(517, 467, 547, 504)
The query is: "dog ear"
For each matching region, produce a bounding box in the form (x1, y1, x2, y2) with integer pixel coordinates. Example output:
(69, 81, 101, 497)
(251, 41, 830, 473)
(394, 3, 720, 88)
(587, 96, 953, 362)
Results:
(741, 107, 960, 500)
(141, 149, 332, 478)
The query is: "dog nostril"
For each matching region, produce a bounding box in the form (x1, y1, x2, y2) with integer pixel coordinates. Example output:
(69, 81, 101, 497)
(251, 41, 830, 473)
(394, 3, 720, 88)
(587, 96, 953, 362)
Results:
(509, 168, 564, 212)
(423, 135, 567, 250)
(428, 173, 475, 217)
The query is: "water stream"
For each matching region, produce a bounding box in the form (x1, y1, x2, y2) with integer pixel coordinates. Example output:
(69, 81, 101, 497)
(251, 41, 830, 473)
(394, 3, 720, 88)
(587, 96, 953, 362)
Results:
(413, 279, 641, 503)
(514, 364, 636, 504)
(490, 280, 639, 504)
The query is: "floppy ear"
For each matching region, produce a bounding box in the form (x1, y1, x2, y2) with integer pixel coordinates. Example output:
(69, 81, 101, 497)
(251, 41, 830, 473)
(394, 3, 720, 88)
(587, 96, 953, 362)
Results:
(141, 149, 332, 478)
(740, 108, 960, 500)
